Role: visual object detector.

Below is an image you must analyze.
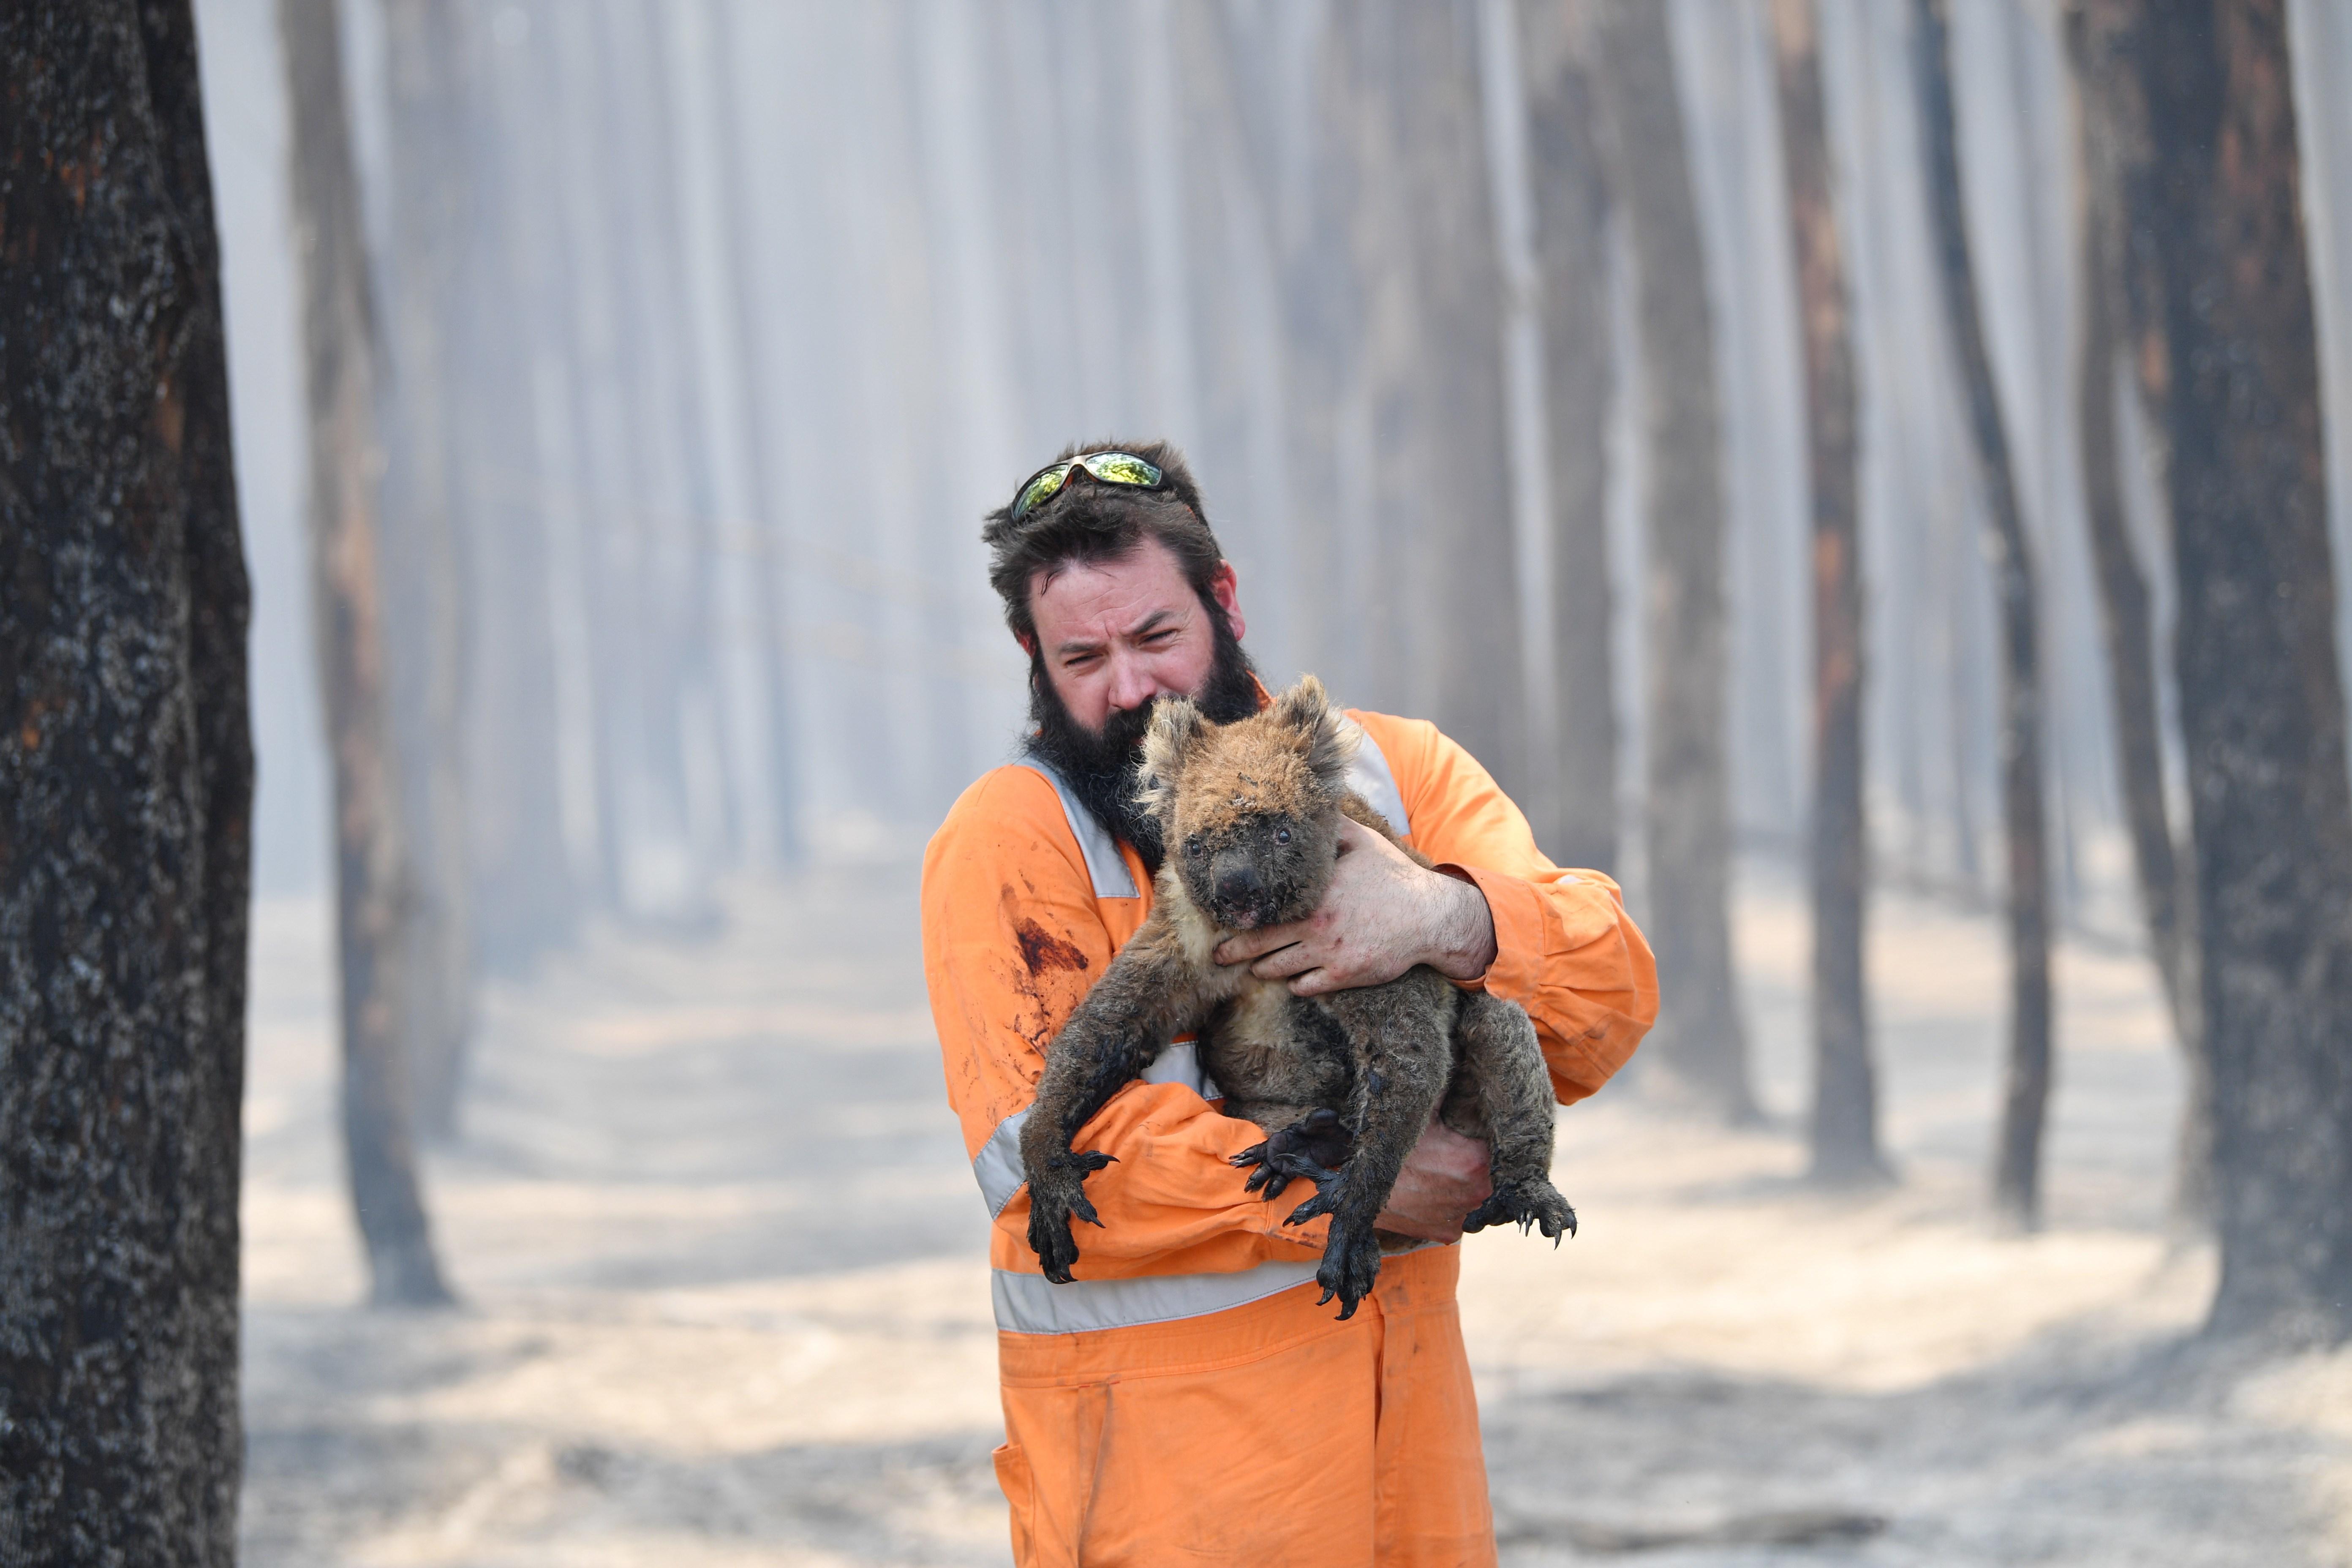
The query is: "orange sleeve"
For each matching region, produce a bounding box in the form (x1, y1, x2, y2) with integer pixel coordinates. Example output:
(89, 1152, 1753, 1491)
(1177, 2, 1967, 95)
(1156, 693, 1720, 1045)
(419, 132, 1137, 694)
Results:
(921, 767, 1329, 1280)
(1350, 711, 1659, 1105)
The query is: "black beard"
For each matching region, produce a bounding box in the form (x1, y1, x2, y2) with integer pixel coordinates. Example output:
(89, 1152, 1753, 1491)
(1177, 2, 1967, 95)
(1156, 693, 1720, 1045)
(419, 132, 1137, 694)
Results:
(1025, 605, 1261, 876)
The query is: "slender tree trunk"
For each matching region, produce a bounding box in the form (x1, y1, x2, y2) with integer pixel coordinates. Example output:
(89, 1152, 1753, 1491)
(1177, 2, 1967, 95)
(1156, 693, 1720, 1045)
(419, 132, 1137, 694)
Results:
(457, 0, 577, 977)
(1914, 0, 2054, 1229)
(1517, 0, 1618, 876)
(381, 0, 476, 1141)
(1339, 3, 1525, 796)
(1774, 0, 1883, 1182)
(2130, 0, 2352, 1345)
(1592, 0, 1757, 1124)
(705, 0, 803, 867)
(0, 5, 250, 1554)
(281, 0, 454, 1308)
(2064, 0, 2212, 1226)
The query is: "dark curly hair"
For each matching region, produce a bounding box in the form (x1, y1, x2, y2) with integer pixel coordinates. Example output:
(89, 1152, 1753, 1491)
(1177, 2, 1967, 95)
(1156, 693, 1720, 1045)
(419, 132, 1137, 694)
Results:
(981, 439, 1227, 643)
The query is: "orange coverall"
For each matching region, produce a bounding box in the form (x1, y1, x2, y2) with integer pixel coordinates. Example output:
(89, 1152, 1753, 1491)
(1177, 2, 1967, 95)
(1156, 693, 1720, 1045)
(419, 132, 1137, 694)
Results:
(922, 708, 1657, 1566)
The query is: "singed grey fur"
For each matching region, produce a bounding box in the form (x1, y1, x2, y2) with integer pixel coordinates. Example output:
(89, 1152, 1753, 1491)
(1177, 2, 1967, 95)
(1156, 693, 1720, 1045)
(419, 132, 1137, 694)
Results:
(1018, 676, 1575, 1319)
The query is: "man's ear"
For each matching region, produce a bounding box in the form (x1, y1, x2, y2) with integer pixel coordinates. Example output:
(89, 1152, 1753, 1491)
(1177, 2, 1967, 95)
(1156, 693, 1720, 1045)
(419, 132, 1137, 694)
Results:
(1136, 695, 1208, 817)
(1207, 560, 1245, 644)
(1274, 675, 1356, 791)
(1015, 630, 1036, 658)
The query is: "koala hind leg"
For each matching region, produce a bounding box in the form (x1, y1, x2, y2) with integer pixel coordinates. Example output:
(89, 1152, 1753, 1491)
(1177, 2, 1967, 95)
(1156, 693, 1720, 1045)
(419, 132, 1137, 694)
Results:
(1289, 980, 1454, 1318)
(1451, 994, 1577, 1242)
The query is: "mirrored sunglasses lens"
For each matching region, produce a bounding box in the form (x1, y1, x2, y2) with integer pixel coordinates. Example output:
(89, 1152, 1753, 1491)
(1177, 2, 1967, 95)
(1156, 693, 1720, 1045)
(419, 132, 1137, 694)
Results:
(1081, 453, 1163, 487)
(1015, 466, 1069, 518)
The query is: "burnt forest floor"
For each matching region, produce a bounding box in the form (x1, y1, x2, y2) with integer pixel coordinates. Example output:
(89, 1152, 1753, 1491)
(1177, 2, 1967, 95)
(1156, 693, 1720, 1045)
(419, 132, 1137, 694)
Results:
(238, 857, 2352, 1566)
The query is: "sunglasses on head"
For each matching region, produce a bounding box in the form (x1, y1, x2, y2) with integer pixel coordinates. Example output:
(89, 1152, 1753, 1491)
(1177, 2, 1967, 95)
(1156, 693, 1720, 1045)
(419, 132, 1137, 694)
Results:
(1007, 451, 1168, 521)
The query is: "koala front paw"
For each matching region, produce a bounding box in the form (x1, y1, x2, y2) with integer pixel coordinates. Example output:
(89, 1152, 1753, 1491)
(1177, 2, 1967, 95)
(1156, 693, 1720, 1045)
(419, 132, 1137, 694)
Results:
(1462, 1179, 1578, 1244)
(1024, 1150, 1116, 1284)
(1314, 1217, 1384, 1320)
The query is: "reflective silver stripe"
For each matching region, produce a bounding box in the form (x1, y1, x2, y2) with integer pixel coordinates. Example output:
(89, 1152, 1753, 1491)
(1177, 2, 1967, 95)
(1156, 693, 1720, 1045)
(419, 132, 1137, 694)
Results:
(992, 1257, 1323, 1335)
(972, 1105, 1031, 1217)
(969, 1041, 1214, 1217)
(1138, 1038, 1219, 1101)
(1341, 719, 1411, 838)
(1019, 755, 1139, 898)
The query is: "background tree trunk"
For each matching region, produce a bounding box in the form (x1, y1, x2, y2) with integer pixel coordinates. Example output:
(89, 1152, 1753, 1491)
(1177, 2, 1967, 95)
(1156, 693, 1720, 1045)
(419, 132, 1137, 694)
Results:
(2133, 0, 2352, 1345)
(1517, 0, 1618, 876)
(280, 0, 454, 1308)
(1339, 2, 1525, 798)
(0, 4, 250, 1554)
(1592, 0, 1757, 1124)
(1914, 0, 2055, 1230)
(381, 0, 476, 1141)
(1773, 0, 1883, 1183)
(2064, 0, 2212, 1228)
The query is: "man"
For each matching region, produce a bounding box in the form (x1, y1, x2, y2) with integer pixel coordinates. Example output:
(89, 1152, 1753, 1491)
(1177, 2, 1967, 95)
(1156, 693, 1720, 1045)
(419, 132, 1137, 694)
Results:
(922, 442, 1657, 1566)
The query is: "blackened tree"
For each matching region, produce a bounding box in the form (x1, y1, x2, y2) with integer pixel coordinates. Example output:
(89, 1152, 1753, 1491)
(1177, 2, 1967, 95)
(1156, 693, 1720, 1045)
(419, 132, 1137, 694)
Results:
(2134, 0, 2352, 1343)
(0, 5, 251, 1556)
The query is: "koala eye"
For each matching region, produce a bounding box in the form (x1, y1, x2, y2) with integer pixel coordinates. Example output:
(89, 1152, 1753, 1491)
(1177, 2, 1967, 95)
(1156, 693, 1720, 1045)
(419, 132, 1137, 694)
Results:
(1185, 837, 1206, 860)
(1274, 827, 1292, 846)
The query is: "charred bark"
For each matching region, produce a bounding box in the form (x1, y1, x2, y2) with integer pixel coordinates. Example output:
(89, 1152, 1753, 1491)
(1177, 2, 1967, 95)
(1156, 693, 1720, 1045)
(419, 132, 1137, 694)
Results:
(280, 0, 455, 1307)
(1592, 0, 1757, 1123)
(1914, 0, 2055, 1229)
(2064, 0, 2211, 1226)
(0, 4, 250, 1555)
(1517, 0, 1618, 876)
(1773, 0, 1883, 1183)
(1337, 3, 1525, 797)
(2132, 0, 2352, 1345)
(381, 0, 476, 1140)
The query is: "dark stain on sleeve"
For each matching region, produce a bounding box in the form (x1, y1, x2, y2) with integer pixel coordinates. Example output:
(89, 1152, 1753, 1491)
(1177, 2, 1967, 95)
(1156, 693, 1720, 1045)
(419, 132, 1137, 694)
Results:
(1015, 917, 1091, 977)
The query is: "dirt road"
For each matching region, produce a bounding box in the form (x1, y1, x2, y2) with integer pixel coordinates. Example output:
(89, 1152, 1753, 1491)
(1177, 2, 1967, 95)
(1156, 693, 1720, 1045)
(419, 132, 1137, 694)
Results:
(238, 862, 2352, 1565)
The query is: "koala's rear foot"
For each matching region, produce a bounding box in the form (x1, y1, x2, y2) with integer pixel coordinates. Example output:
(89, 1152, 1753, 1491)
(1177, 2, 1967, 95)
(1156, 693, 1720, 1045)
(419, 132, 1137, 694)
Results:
(1462, 1178, 1577, 1244)
(1312, 1216, 1383, 1320)
(1025, 1150, 1116, 1284)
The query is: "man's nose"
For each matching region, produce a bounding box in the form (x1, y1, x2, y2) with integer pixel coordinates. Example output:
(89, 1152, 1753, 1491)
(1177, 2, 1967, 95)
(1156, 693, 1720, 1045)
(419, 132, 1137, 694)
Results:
(1103, 654, 1162, 715)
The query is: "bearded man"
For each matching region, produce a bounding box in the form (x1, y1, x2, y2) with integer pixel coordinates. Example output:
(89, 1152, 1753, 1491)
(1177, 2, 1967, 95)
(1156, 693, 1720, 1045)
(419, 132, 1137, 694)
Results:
(921, 442, 1657, 1567)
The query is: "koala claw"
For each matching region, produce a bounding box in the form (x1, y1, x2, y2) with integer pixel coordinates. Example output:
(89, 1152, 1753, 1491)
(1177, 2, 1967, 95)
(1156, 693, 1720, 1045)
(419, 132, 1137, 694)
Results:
(1026, 1153, 1119, 1283)
(1284, 1179, 1348, 1227)
(1314, 1220, 1383, 1320)
(1461, 1181, 1578, 1244)
(1232, 1143, 1329, 1201)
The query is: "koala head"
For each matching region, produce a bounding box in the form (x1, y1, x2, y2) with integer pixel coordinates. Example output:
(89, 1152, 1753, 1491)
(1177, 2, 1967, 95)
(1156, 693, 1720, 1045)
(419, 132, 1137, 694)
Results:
(1135, 675, 1358, 931)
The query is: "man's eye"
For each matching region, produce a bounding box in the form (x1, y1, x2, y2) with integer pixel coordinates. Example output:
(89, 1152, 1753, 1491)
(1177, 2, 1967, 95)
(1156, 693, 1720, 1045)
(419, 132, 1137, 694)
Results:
(1274, 828, 1291, 846)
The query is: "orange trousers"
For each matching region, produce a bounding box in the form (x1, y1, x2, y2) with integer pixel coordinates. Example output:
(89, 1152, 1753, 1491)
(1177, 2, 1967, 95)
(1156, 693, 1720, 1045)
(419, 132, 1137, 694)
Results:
(992, 1247, 1496, 1567)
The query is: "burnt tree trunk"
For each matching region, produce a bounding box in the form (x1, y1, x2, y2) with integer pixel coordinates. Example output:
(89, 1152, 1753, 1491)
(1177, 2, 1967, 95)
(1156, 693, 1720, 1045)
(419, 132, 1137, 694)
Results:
(0, 5, 250, 1556)
(1592, 0, 1757, 1123)
(280, 0, 455, 1307)
(1340, 3, 1525, 796)
(2134, 0, 2352, 1345)
(705, 0, 803, 867)
(381, 0, 476, 1140)
(1914, 0, 2055, 1229)
(1774, 0, 1884, 1183)
(2064, 0, 2211, 1226)
(1517, 0, 1618, 876)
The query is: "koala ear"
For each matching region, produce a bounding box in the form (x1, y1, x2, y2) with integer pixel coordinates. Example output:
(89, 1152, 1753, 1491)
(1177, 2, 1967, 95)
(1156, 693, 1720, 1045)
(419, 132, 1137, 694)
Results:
(1274, 675, 1357, 790)
(1136, 695, 1208, 818)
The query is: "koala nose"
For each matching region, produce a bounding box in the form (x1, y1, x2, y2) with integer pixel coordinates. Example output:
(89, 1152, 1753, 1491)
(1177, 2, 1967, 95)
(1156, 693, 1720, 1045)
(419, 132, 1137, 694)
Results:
(1214, 863, 1263, 907)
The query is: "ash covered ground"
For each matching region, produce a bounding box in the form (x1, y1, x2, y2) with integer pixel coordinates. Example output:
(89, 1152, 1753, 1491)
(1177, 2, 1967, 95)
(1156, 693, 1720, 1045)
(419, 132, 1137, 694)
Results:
(239, 862, 2352, 1566)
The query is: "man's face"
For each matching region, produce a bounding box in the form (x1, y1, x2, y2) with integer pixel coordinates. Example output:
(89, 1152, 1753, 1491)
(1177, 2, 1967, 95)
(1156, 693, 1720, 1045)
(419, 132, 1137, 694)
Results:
(1025, 536, 1247, 735)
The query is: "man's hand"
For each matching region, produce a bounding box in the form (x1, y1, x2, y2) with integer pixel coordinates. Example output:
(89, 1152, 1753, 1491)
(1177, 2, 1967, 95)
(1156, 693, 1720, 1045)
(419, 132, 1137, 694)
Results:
(1373, 1116, 1493, 1244)
(1213, 817, 1497, 995)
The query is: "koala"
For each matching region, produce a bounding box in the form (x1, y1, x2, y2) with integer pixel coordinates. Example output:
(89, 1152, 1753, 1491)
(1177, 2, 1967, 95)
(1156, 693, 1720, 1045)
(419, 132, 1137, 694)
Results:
(1018, 675, 1576, 1320)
